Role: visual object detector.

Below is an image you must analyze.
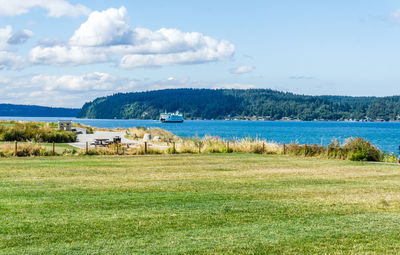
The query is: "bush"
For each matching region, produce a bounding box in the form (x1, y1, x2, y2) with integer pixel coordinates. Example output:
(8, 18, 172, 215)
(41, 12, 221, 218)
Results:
(285, 138, 382, 162)
(221, 147, 233, 153)
(286, 143, 308, 156)
(204, 147, 223, 153)
(180, 147, 196, 154)
(147, 149, 162, 154)
(325, 137, 382, 161)
(382, 152, 398, 163)
(166, 146, 178, 154)
(306, 144, 326, 157)
(0, 122, 77, 143)
(78, 148, 114, 155)
(344, 137, 382, 162)
(62, 148, 78, 156)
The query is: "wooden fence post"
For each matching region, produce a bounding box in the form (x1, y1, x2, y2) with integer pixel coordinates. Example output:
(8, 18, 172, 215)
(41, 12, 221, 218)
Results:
(173, 142, 176, 154)
(52, 141, 55, 155)
(226, 141, 230, 152)
(198, 143, 201, 154)
(144, 142, 148, 154)
(262, 142, 265, 154)
(86, 141, 89, 154)
(283, 143, 286, 155)
(14, 141, 17, 156)
(116, 144, 119, 155)
(304, 145, 307, 157)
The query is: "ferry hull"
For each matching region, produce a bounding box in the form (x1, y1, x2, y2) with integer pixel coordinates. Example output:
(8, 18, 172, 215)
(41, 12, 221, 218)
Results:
(161, 120, 184, 123)
(160, 112, 184, 123)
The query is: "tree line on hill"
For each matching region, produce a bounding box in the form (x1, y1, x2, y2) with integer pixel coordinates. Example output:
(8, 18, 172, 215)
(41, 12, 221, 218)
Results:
(0, 104, 80, 117)
(77, 89, 400, 121)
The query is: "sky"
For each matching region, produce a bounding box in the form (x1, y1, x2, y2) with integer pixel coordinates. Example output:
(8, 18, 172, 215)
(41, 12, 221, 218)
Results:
(2, 0, 400, 107)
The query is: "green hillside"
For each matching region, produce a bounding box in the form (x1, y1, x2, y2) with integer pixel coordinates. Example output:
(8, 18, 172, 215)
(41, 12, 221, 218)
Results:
(0, 104, 79, 117)
(78, 89, 400, 121)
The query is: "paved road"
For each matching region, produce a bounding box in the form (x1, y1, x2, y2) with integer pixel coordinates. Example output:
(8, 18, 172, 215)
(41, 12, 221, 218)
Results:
(69, 131, 139, 149)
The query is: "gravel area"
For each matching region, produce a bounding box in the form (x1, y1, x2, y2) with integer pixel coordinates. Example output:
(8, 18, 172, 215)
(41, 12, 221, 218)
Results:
(69, 131, 168, 150)
(69, 131, 138, 149)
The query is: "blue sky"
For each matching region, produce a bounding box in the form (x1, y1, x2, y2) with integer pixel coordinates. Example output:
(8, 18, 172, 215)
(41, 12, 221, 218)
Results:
(1, 0, 400, 107)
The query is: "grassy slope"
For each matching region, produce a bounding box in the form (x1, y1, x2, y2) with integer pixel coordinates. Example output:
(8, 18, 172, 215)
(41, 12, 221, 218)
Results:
(1, 154, 400, 254)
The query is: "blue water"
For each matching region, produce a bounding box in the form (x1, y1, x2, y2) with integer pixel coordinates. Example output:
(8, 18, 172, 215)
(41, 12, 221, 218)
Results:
(2, 116, 400, 153)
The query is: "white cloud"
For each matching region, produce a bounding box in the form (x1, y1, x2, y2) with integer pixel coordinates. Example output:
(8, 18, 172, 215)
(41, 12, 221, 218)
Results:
(0, 0, 90, 17)
(29, 6, 235, 68)
(70, 6, 132, 46)
(120, 44, 233, 68)
(0, 51, 27, 70)
(0, 25, 12, 50)
(7, 29, 34, 45)
(0, 26, 28, 69)
(127, 77, 255, 91)
(32, 72, 120, 91)
(212, 83, 256, 89)
(29, 45, 109, 65)
(119, 36, 234, 68)
(230, 65, 255, 74)
(392, 9, 400, 18)
(0, 72, 133, 107)
(289, 75, 315, 80)
(122, 28, 232, 54)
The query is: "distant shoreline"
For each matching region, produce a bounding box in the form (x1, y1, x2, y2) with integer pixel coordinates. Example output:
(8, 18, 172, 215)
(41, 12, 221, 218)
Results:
(2, 116, 400, 123)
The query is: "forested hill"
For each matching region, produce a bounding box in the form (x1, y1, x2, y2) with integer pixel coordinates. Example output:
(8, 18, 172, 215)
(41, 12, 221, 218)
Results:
(0, 104, 80, 117)
(77, 89, 400, 121)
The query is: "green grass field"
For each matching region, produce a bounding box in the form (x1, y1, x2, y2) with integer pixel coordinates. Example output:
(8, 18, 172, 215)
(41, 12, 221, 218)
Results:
(1, 154, 400, 254)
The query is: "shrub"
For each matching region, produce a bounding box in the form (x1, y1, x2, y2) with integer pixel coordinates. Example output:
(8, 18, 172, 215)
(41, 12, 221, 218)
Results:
(344, 137, 382, 162)
(0, 122, 77, 143)
(78, 148, 114, 155)
(325, 137, 382, 161)
(62, 148, 78, 156)
(286, 143, 305, 156)
(306, 144, 326, 157)
(249, 144, 264, 154)
(221, 147, 233, 153)
(86, 127, 94, 134)
(166, 146, 178, 154)
(284, 138, 384, 161)
(382, 152, 398, 163)
(147, 149, 162, 154)
(180, 147, 196, 153)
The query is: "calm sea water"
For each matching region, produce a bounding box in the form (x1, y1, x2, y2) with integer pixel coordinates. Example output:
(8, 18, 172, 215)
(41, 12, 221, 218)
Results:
(2, 116, 400, 153)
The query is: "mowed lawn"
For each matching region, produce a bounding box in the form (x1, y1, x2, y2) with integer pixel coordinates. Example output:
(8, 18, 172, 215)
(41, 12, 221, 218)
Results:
(1, 154, 400, 254)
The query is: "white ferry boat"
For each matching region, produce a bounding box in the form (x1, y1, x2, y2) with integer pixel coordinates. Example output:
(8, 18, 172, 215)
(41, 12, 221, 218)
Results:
(160, 111, 184, 123)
